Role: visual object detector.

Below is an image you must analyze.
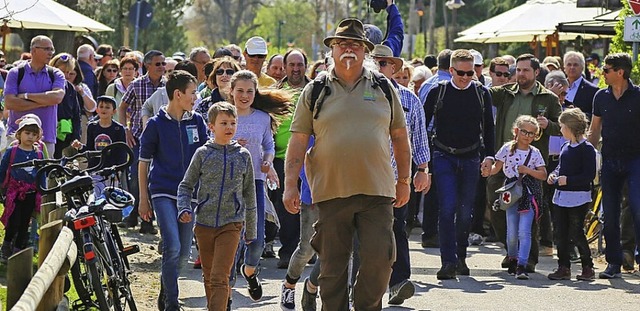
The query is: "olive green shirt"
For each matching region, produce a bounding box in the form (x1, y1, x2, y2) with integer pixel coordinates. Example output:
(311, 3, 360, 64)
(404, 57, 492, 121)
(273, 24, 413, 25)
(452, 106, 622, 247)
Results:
(502, 86, 537, 144)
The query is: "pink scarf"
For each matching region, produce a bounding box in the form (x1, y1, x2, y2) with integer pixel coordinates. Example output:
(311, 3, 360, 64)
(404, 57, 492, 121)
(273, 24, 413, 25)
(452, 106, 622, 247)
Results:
(1, 179, 41, 226)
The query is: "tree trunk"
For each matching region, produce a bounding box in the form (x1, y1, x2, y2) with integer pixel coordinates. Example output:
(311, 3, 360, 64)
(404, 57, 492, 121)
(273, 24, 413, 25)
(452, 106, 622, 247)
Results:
(428, 0, 436, 54)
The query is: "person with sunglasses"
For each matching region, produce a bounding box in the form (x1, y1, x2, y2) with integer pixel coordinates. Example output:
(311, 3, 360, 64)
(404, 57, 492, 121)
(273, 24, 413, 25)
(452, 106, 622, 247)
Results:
(118, 50, 167, 235)
(195, 57, 241, 125)
(243, 37, 276, 88)
(486, 53, 562, 274)
(489, 57, 511, 87)
(423, 49, 495, 280)
(96, 59, 120, 97)
(588, 52, 640, 278)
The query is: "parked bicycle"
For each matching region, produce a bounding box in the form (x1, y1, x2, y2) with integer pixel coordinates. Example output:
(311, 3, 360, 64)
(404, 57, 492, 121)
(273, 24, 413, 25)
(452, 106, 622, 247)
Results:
(14, 142, 139, 311)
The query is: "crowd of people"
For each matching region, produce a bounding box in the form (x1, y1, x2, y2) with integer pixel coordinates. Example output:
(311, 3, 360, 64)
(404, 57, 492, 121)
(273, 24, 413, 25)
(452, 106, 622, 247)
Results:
(0, 1, 639, 311)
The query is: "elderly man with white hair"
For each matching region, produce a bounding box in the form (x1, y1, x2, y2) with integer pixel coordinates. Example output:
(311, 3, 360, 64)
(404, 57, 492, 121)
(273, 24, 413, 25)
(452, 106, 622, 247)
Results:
(77, 44, 101, 100)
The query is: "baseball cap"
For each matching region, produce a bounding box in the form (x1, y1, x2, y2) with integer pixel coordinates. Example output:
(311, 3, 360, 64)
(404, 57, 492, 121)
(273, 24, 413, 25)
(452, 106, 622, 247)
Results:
(172, 52, 186, 62)
(245, 37, 268, 56)
(97, 95, 117, 108)
(469, 49, 483, 66)
(17, 114, 42, 131)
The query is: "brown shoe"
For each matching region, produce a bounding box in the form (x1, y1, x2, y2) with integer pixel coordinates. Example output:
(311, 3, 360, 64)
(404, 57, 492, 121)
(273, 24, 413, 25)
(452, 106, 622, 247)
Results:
(577, 265, 595, 281)
(548, 266, 571, 280)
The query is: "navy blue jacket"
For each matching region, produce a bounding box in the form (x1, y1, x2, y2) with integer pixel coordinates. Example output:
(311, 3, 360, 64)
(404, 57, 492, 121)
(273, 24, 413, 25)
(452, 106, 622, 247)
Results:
(566, 78, 598, 119)
(139, 107, 207, 199)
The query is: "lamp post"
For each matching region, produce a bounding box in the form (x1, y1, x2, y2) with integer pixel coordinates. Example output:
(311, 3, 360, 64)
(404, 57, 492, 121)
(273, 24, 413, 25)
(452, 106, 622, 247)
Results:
(445, 0, 465, 48)
(277, 20, 286, 53)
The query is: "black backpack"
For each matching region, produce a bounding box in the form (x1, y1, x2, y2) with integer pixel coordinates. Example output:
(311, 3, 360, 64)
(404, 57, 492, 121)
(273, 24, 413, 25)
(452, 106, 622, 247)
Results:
(16, 65, 56, 87)
(309, 71, 395, 125)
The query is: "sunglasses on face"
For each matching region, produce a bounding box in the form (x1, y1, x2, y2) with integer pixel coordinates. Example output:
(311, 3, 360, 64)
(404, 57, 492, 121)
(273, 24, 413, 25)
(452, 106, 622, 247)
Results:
(518, 128, 537, 138)
(601, 66, 616, 74)
(453, 68, 474, 77)
(216, 69, 235, 76)
(154, 62, 167, 67)
(377, 60, 389, 67)
(247, 54, 266, 59)
(493, 71, 510, 77)
(105, 68, 118, 73)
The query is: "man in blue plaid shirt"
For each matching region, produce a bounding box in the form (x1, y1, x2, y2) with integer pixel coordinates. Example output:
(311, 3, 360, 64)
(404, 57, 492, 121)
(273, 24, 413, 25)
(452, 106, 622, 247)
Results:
(370, 44, 431, 306)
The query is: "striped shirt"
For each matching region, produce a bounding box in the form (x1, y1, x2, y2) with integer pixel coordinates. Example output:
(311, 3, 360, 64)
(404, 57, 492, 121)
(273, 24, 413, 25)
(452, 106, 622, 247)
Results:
(121, 74, 166, 139)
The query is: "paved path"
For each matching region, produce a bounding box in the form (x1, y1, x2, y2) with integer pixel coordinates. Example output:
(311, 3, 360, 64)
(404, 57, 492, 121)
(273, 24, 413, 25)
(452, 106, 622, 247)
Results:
(175, 232, 640, 311)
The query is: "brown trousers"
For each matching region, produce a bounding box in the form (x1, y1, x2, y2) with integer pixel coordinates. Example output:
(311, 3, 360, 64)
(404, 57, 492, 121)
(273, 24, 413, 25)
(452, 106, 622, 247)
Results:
(194, 222, 242, 311)
(311, 195, 395, 311)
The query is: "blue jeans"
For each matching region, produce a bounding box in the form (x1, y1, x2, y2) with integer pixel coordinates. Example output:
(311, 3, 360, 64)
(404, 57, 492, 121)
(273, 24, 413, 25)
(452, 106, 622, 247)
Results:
(601, 155, 640, 266)
(230, 180, 265, 284)
(153, 197, 194, 310)
(506, 204, 534, 266)
(432, 151, 480, 265)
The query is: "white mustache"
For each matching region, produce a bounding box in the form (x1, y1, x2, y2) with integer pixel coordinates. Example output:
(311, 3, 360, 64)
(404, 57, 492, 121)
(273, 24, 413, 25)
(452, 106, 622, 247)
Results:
(340, 53, 358, 61)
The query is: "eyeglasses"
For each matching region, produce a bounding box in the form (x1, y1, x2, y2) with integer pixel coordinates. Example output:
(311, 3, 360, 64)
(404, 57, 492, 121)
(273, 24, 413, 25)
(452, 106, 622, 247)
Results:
(105, 69, 118, 73)
(377, 60, 388, 67)
(518, 128, 537, 138)
(247, 54, 266, 59)
(452, 68, 474, 77)
(216, 69, 235, 76)
(601, 66, 617, 74)
(334, 41, 364, 50)
(492, 71, 510, 78)
(153, 62, 167, 67)
(35, 46, 55, 53)
(121, 66, 136, 71)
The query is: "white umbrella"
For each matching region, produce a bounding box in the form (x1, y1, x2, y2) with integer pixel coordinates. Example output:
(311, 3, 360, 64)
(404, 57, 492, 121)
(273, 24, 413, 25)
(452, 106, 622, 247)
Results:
(455, 0, 609, 43)
(0, 0, 114, 32)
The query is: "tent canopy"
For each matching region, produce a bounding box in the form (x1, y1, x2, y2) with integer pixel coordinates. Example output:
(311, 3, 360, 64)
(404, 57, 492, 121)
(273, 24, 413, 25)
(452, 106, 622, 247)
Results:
(0, 0, 113, 32)
(456, 0, 609, 43)
(557, 9, 621, 35)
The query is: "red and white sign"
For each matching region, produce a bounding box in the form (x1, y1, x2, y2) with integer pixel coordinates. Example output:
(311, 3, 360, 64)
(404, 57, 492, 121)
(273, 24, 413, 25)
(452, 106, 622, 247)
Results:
(629, 0, 640, 16)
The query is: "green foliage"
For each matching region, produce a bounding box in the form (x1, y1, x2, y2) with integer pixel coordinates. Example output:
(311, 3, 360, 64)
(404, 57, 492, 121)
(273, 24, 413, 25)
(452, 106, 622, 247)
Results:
(246, 0, 318, 56)
(609, 1, 640, 84)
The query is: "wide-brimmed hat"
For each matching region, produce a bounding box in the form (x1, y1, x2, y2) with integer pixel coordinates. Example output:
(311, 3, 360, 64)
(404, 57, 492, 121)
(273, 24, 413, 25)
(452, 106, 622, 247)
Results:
(370, 45, 403, 73)
(323, 18, 375, 51)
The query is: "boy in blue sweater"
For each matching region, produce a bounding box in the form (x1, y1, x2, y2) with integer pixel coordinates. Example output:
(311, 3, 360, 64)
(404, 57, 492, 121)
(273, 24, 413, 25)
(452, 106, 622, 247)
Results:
(138, 70, 207, 310)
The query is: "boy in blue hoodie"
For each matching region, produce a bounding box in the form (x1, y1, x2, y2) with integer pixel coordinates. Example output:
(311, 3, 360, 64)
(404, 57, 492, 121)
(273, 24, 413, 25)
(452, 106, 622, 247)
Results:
(138, 70, 207, 310)
(177, 101, 256, 311)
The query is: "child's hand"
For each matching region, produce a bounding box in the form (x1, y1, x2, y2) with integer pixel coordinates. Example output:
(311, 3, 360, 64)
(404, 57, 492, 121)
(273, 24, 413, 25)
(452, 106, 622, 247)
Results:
(547, 174, 556, 185)
(556, 176, 567, 186)
(517, 165, 530, 175)
(71, 139, 82, 150)
(178, 211, 192, 223)
(237, 138, 248, 146)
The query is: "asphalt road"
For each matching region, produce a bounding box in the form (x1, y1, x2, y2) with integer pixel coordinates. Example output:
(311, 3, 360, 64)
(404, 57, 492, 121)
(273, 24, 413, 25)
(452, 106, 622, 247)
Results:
(175, 232, 640, 311)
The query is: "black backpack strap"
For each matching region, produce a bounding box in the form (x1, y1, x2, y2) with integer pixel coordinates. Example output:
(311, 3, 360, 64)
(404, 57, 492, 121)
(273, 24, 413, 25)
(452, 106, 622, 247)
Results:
(371, 71, 394, 126)
(16, 65, 55, 88)
(473, 81, 486, 148)
(309, 73, 331, 120)
(431, 81, 448, 140)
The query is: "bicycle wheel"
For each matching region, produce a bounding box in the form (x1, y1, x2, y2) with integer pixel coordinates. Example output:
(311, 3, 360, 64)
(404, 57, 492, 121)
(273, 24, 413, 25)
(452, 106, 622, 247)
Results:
(103, 224, 137, 311)
(87, 255, 111, 311)
(70, 257, 95, 305)
(585, 189, 603, 243)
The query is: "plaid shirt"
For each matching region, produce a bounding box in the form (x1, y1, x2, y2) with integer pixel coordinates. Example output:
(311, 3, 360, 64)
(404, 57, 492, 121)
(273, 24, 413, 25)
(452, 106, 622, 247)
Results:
(391, 83, 430, 175)
(121, 74, 166, 139)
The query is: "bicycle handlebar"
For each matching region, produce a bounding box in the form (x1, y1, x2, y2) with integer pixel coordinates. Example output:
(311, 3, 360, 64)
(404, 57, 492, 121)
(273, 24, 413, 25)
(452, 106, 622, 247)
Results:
(13, 142, 134, 194)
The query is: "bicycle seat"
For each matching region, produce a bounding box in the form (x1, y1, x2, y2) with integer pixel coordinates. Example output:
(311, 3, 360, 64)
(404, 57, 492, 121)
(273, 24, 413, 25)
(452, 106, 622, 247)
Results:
(60, 175, 94, 195)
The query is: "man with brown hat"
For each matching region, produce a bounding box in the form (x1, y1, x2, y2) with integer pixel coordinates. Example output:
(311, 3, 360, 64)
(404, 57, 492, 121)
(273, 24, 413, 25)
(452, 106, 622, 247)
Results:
(284, 18, 411, 310)
(371, 43, 431, 305)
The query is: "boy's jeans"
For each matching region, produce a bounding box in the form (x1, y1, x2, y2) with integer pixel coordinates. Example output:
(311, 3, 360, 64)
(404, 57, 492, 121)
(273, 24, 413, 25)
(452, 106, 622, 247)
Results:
(506, 204, 534, 266)
(286, 203, 319, 281)
(153, 197, 194, 310)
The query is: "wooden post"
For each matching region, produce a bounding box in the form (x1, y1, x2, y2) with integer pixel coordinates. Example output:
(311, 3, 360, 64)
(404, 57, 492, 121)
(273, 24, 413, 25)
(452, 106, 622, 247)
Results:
(48, 208, 67, 223)
(36, 220, 63, 311)
(39, 202, 57, 226)
(6, 248, 34, 310)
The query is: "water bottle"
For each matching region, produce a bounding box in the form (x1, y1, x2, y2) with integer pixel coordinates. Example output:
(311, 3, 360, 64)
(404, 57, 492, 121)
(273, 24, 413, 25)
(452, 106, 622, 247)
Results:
(267, 179, 278, 191)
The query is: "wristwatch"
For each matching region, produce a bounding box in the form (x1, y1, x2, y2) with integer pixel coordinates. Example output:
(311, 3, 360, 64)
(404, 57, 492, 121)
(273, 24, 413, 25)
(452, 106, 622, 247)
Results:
(398, 176, 411, 185)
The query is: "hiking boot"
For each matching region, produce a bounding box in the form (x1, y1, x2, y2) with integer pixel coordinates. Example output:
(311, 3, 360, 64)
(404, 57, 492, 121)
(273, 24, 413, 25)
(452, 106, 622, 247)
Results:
(277, 256, 290, 269)
(547, 266, 571, 280)
(577, 265, 595, 281)
(193, 256, 201, 269)
(300, 278, 317, 311)
(421, 235, 439, 248)
(280, 283, 295, 311)
(516, 265, 529, 280)
(139, 221, 158, 234)
(468, 233, 484, 246)
(119, 215, 138, 228)
(456, 259, 470, 276)
(507, 258, 517, 275)
(241, 265, 263, 301)
(262, 241, 276, 258)
(388, 279, 415, 305)
(598, 264, 622, 279)
(436, 263, 457, 280)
